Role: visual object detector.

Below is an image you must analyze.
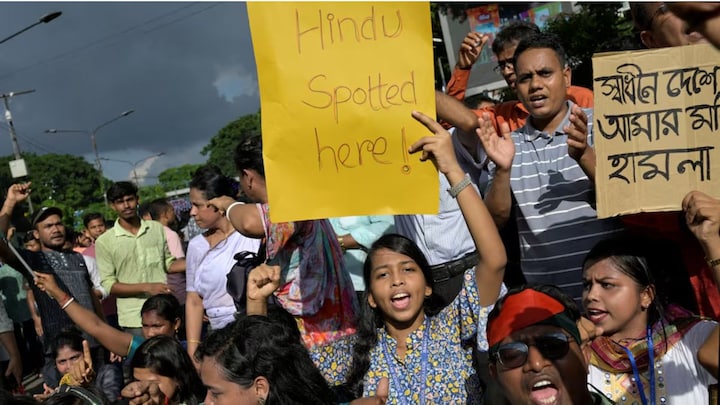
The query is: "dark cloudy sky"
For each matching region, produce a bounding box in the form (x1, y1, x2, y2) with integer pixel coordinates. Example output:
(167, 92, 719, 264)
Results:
(0, 2, 259, 185)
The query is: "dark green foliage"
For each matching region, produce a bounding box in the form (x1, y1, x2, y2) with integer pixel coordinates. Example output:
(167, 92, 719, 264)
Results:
(157, 163, 203, 192)
(544, 3, 642, 89)
(201, 111, 261, 177)
(0, 153, 105, 230)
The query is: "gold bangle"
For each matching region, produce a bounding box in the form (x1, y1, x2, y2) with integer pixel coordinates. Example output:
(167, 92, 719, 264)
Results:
(337, 236, 345, 250)
(706, 257, 720, 267)
(188, 339, 201, 344)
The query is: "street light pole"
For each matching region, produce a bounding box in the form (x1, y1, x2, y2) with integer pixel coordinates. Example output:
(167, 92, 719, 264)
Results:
(0, 11, 62, 45)
(90, 109, 134, 198)
(45, 109, 135, 205)
(100, 152, 165, 185)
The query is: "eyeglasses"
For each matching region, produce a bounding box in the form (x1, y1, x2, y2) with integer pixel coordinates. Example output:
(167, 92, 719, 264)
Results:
(647, 3, 668, 29)
(493, 58, 515, 74)
(491, 333, 570, 369)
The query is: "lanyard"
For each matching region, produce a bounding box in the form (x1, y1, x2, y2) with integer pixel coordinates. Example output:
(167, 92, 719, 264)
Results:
(619, 326, 655, 405)
(380, 318, 431, 405)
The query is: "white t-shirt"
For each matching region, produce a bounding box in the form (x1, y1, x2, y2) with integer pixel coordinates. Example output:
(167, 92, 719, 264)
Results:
(588, 320, 718, 404)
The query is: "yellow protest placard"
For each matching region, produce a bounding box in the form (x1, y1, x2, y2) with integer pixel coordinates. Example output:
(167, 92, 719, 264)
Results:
(248, 2, 438, 223)
(592, 43, 720, 218)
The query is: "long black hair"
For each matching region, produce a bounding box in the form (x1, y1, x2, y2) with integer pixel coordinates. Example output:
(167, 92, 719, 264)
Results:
(130, 336, 205, 405)
(195, 316, 336, 405)
(189, 164, 238, 200)
(345, 234, 443, 396)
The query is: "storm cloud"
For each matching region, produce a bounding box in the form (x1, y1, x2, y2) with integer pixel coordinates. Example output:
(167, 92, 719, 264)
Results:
(0, 2, 259, 183)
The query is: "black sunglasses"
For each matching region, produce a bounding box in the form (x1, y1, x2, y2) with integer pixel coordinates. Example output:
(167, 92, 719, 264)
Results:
(491, 332, 570, 369)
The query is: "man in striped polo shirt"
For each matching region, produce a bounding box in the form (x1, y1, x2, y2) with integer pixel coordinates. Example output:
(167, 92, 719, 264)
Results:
(478, 32, 622, 302)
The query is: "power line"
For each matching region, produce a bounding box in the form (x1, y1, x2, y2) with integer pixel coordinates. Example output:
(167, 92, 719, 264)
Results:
(0, 122, 70, 155)
(0, 2, 222, 83)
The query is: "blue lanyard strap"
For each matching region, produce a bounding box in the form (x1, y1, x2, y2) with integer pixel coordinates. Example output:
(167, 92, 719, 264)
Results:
(380, 318, 431, 405)
(647, 326, 655, 405)
(618, 326, 655, 405)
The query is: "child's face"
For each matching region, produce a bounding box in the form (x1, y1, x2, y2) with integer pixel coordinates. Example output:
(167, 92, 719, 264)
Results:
(367, 248, 431, 331)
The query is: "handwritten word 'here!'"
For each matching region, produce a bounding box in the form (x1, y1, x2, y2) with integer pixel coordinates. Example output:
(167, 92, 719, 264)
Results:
(302, 72, 418, 123)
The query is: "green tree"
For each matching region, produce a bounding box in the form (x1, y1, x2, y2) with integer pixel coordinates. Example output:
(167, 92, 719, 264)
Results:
(201, 111, 260, 177)
(157, 164, 202, 192)
(0, 153, 107, 230)
(138, 184, 167, 203)
(545, 3, 641, 89)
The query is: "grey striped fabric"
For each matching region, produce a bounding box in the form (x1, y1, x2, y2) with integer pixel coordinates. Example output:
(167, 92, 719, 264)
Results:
(487, 102, 623, 301)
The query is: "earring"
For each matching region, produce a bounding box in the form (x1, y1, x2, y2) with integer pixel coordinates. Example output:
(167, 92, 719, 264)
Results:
(258, 397, 266, 405)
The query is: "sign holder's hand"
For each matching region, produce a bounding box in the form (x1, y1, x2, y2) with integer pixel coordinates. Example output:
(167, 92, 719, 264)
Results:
(408, 110, 461, 176)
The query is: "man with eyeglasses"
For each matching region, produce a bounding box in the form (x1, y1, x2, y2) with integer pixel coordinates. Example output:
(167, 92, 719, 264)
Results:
(487, 285, 614, 405)
(445, 21, 594, 135)
(96, 181, 185, 335)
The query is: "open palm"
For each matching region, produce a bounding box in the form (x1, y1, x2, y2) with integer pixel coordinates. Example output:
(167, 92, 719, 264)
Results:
(476, 115, 514, 170)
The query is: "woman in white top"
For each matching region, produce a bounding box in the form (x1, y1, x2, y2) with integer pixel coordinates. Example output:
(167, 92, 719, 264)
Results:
(582, 234, 718, 405)
(184, 165, 260, 362)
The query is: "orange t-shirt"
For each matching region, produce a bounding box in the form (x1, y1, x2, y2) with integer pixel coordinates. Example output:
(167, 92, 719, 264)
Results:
(446, 66, 594, 133)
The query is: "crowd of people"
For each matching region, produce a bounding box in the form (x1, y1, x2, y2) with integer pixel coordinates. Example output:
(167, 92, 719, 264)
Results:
(0, 2, 718, 404)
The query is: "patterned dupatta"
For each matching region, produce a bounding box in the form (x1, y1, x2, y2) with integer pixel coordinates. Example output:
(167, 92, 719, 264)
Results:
(589, 304, 702, 372)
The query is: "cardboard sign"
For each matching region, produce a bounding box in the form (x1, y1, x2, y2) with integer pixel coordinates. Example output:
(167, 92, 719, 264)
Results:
(592, 43, 720, 218)
(248, 2, 438, 223)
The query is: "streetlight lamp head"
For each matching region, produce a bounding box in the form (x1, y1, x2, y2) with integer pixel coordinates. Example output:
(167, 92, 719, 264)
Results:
(121, 109, 135, 117)
(44, 129, 57, 133)
(40, 11, 62, 24)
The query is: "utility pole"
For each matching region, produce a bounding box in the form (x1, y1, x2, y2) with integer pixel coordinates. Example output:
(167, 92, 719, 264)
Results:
(1, 89, 35, 213)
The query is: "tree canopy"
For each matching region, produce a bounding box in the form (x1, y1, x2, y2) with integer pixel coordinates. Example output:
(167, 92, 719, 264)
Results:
(545, 3, 640, 89)
(0, 153, 104, 230)
(201, 111, 260, 177)
(157, 163, 202, 192)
